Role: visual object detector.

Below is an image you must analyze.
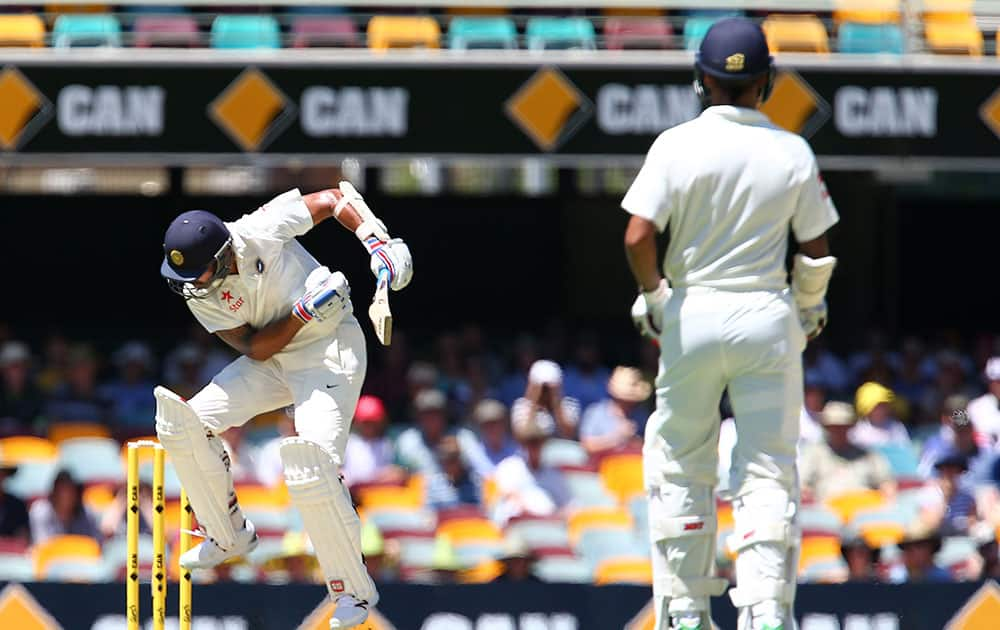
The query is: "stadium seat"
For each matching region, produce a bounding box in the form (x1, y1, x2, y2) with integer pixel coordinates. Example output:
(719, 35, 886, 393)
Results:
(291, 17, 359, 48)
(850, 505, 910, 547)
(627, 494, 649, 534)
(505, 516, 570, 549)
(604, 17, 672, 50)
(0, 554, 34, 581)
(593, 556, 653, 585)
(799, 557, 849, 583)
(533, 555, 593, 583)
(32, 534, 101, 579)
(57, 437, 122, 484)
(454, 540, 504, 566)
(825, 488, 886, 524)
(567, 506, 632, 545)
(0, 436, 57, 462)
(122, 5, 188, 15)
(364, 508, 436, 533)
(210, 15, 281, 50)
(437, 517, 502, 544)
(799, 504, 844, 536)
(562, 469, 618, 507)
(448, 17, 517, 50)
(834, 0, 900, 24)
(0, 14, 45, 47)
(540, 438, 588, 468)
(48, 422, 111, 444)
(683, 16, 722, 51)
(797, 534, 842, 574)
(598, 452, 643, 502)
(838, 22, 904, 54)
(576, 528, 644, 566)
(102, 534, 155, 577)
(922, 0, 974, 22)
(936, 536, 978, 572)
(51, 14, 121, 48)
(762, 15, 831, 53)
(356, 483, 423, 510)
(525, 17, 596, 51)
(367, 16, 440, 50)
(134, 15, 200, 48)
(872, 443, 920, 475)
(4, 461, 57, 501)
(460, 558, 504, 583)
(924, 18, 983, 56)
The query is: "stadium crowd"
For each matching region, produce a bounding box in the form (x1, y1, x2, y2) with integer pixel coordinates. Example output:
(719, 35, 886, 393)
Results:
(2, 322, 1000, 587)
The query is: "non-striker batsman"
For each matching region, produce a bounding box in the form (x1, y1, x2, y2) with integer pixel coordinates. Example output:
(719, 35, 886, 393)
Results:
(623, 18, 839, 630)
(156, 184, 412, 629)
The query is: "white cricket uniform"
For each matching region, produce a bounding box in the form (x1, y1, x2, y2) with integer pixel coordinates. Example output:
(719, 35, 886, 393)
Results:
(186, 189, 365, 462)
(622, 106, 838, 626)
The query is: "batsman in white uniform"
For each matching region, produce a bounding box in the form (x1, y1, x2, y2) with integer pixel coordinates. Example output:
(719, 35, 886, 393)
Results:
(623, 19, 839, 630)
(156, 184, 412, 629)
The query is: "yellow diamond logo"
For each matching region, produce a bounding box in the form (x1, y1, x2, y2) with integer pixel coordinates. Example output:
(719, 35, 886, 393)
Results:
(0, 583, 62, 630)
(979, 88, 1000, 141)
(0, 66, 52, 151)
(760, 70, 830, 138)
(946, 580, 1000, 630)
(209, 68, 294, 152)
(506, 67, 593, 151)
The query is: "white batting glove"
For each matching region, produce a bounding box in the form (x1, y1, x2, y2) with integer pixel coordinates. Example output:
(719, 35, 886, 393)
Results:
(630, 278, 671, 339)
(366, 238, 413, 291)
(799, 302, 828, 340)
(292, 266, 350, 325)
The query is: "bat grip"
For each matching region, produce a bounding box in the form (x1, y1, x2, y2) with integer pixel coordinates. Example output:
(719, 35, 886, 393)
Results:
(376, 267, 390, 291)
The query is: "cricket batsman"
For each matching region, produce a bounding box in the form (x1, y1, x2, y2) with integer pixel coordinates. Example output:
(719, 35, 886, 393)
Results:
(155, 184, 412, 629)
(623, 18, 839, 630)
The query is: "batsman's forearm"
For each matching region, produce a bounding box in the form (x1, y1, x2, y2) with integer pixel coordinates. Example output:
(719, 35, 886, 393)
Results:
(624, 217, 662, 292)
(247, 317, 305, 361)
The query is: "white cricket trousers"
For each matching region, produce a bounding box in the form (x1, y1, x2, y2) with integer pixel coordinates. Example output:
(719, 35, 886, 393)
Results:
(644, 287, 805, 628)
(190, 315, 367, 464)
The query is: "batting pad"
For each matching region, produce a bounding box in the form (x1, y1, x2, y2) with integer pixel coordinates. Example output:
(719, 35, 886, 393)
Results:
(153, 386, 238, 549)
(281, 437, 378, 604)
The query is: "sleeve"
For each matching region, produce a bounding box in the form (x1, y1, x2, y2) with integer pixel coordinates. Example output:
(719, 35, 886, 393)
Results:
(187, 300, 244, 335)
(791, 153, 840, 243)
(621, 137, 672, 232)
(234, 188, 314, 243)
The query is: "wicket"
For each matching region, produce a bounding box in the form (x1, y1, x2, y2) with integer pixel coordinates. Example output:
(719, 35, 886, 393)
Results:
(127, 440, 192, 630)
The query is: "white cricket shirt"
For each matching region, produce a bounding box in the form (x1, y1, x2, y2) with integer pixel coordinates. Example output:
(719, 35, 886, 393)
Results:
(622, 106, 840, 291)
(187, 189, 339, 352)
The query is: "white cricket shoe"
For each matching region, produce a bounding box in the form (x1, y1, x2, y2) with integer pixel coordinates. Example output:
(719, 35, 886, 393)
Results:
(179, 520, 258, 570)
(329, 594, 372, 629)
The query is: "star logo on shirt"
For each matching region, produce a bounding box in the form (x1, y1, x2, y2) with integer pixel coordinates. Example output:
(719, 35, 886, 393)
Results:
(221, 290, 233, 303)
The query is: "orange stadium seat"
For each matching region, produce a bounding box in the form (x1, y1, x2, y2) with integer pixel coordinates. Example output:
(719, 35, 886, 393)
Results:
(797, 534, 842, 574)
(924, 17, 983, 55)
(48, 421, 111, 444)
(567, 507, 632, 545)
(0, 14, 45, 47)
(762, 15, 831, 53)
(367, 16, 440, 50)
(825, 488, 886, 524)
(437, 517, 502, 544)
(82, 483, 116, 512)
(356, 483, 423, 510)
(922, 0, 975, 22)
(598, 453, 644, 503)
(834, 0, 900, 25)
(0, 436, 57, 463)
(32, 534, 101, 579)
(594, 556, 653, 585)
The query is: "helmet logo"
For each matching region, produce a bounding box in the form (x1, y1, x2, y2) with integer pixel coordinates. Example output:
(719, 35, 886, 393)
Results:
(725, 53, 745, 72)
(169, 249, 185, 266)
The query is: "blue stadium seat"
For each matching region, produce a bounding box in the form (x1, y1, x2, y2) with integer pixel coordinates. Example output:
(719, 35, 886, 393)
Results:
(872, 443, 919, 476)
(57, 438, 122, 485)
(448, 17, 517, 50)
(533, 556, 593, 583)
(540, 439, 588, 468)
(52, 14, 121, 48)
(525, 17, 596, 51)
(839, 22, 904, 54)
(210, 15, 281, 50)
(683, 16, 720, 51)
(505, 518, 570, 549)
(575, 529, 644, 567)
(4, 460, 57, 501)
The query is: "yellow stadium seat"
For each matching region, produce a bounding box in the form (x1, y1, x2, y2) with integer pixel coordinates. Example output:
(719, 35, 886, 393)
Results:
(858, 522, 905, 548)
(598, 453, 643, 503)
(834, 0, 900, 24)
(923, 0, 974, 22)
(567, 507, 632, 545)
(0, 436, 57, 463)
(481, 476, 499, 509)
(459, 558, 504, 583)
(437, 518, 502, 543)
(234, 483, 289, 509)
(356, 484, 423, 510)
(762, 14, 831, 53)
(824, 489, 886, 524)
(32, 534, 101, 578)
(594, 556, 653, 585)
(48, 421, 111, 444)
(82, 483, 115, 513)
(367, 16, 440, 50)
(0, 14, 45, 47)
(925, 17, 983, 55)
(797, 535, 842, 572)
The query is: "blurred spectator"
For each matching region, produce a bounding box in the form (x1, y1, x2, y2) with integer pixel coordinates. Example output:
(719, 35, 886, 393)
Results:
(972, 520, 1000, 580)
(405, 362, 440, 411)
(29, 470, 100, 544)
(0, 448, 29, 542)
(163, 343, 207, 401)
(43, 344, 113, 428)
(435, 334, 465, 399)
(428, 436, 481, 509)
(100, 341, 157, 435)
(474, 399, 517, 466)
(162, 323, 232, 388)
(803, 341, 850, 395)
(221, 426, 258, 484)
(579, 366, 650, 455)
(918, 395, 990, 479)
(395, 389, 493, 482)
(888, 521, 952, 583)
(850, 382, 910, 448)
(511, 360, 580, 440)
(799, 402, 896, 504)
(363, 331, 411, 420)
(36, 333, 69, 394)
(99, 480, 151, 540)
(273, 532, 320, 584)
(894, 338, 930, 418)
(497, 335, 538, 406)
(0, 341, 44, 435)
(428, 533, 462, 584)
(454, 354, 499, 416)
(492, 534, 540, 583)
(563, 334, 611, 410)
(492, 410, 570, 525)
(968, 357, 1000, 445)
(362, 521, 391, 583)
(344, 395, 404, 486)
(799, 379, 827, 446)
(919, 351, 977, 430)
(840, 528, 880, 583)
(919, 452, 979, 536)
(255, 407, 297, 487)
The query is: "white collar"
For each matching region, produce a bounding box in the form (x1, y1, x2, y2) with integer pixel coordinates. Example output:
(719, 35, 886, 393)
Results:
(701, 105, 771, 125)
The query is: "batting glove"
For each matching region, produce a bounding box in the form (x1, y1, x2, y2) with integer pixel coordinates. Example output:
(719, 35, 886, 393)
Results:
(799, 301, 828, 341)
(292, 267, 350, 325)
(363, 237, 413, 291)
(631, 278, 671, 339)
